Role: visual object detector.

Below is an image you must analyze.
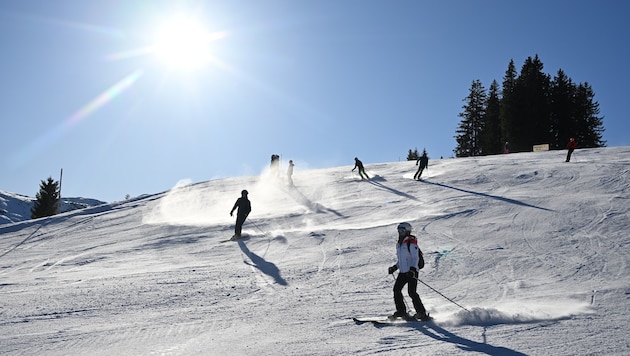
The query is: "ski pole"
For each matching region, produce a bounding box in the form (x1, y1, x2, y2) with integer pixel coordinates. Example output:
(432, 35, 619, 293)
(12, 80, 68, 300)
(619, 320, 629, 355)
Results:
(248, 219, 268, 236)
(415, 277, 470, 312)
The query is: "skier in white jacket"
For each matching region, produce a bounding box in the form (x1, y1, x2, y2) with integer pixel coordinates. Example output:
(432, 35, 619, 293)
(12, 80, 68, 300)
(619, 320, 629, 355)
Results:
(387, 222, 430, 321)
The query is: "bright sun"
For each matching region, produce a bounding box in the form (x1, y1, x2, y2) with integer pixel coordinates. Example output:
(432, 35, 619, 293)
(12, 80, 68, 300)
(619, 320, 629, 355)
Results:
(152, 16, 215, 71)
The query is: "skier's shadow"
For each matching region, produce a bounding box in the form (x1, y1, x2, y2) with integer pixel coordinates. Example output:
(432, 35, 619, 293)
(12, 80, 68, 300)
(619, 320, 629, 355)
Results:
(285, 185, 345, 218)
(421, 180, 552, 211)
(373, 322, 526, 355)
(367, 176, 419, 202)
(419, 323, 527, 355)
(238, 239, 288, 286)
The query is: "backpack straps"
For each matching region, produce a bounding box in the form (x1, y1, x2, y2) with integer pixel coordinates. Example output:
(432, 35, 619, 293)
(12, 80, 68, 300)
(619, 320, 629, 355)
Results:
(405, 235, 417, 252)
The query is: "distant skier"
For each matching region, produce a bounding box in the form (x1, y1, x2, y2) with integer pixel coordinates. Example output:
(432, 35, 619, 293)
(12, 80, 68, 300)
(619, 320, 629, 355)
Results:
(352, 157, 369, 180)
(229, 190, 251, 240)
(287, 160, 295, 186)
(270, 154, 280, 177)
(387, 222, 431, 321)
(504, 142, 510, 154)
(414, 149, 429, 180)
(565, 138, 577, 162)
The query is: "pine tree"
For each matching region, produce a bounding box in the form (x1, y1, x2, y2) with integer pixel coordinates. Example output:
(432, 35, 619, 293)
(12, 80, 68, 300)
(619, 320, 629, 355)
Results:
(549, 69, 575, 149)
(407, 148, 420, 160)
(512, 55, 551, 151)
(573, 82, 606, 148)
(480, 80, 502, 155)
(500, 60, 518, 148)
(460, 55, 605, 155)
(454, 80, 487, 157)
(421, 148, 428, 159)
(31, 177, 60, 219)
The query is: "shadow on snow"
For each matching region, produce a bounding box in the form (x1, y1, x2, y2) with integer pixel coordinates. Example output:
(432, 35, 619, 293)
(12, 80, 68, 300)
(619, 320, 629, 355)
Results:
(422, 180, 553, 211)
(367, 176, 420, 202)
(238, 239, 288, 286)
(284, 184, 346, 218)
(373, 322, 527, 356)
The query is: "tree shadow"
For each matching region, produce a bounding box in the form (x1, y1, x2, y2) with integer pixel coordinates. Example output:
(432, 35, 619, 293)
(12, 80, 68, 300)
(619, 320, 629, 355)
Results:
(421, 181, 553, 211)
(238, 239, 288, 286)
(374, 322, 527, 355)
(367, 176, 419, 202)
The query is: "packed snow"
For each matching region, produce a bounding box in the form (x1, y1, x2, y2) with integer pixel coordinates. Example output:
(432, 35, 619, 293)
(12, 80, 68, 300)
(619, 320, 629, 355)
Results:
(1, 147, 629, 355)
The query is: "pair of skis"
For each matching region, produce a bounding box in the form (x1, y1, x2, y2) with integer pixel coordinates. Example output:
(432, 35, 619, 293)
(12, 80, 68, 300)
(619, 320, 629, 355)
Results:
(353, 315, 433, 325)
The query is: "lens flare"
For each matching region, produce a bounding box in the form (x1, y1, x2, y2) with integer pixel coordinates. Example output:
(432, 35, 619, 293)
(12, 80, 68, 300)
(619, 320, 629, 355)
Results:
(8, 70, 143, 168)
(67, 70, 143, 125)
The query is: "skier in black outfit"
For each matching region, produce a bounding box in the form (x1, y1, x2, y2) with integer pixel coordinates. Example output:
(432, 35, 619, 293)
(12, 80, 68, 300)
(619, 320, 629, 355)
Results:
(414, 150, 429, 180)
(387, 222, 430, 321)
(230, 190, 251, 240)
(352, 157, 369, 180)
(270, 154, 280, 177)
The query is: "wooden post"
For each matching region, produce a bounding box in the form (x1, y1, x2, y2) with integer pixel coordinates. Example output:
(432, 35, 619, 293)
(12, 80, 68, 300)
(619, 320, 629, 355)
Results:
(58, 168, 63, 213)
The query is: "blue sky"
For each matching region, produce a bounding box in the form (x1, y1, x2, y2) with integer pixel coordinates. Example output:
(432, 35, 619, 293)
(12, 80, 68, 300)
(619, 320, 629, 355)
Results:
(1, 0, 628, 202)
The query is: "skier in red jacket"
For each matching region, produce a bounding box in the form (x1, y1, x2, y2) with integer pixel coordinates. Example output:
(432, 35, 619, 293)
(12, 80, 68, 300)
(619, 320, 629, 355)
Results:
(387, 222, 431, 321)
(566, 138, 577, 162)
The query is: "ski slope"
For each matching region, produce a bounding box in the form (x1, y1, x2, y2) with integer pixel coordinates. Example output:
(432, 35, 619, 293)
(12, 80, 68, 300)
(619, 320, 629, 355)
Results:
(1, 147, 629, 355)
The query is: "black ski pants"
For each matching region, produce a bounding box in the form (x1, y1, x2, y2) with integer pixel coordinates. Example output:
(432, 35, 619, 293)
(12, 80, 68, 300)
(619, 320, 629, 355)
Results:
(414, 165, 426, 180)
(235, 213, 249, 236)
(393, 272, 426, 315)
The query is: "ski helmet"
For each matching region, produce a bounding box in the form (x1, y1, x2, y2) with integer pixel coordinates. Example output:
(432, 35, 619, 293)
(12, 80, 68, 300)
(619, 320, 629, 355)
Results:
(397, 222, 412, 233)
(241, 190, 248, 196)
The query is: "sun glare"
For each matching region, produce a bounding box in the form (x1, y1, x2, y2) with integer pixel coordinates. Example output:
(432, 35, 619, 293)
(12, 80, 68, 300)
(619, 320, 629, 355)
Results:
(152, 16, 215, 71)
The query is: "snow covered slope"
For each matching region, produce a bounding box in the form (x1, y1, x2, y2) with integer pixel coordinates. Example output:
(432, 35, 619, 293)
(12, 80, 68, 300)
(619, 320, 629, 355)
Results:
(0, 191, 34, 225)
(1, 147, 629, 355)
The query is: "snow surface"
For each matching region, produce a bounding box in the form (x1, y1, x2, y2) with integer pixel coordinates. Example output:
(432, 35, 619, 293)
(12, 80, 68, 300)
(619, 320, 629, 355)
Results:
(1, 147, 629, 355)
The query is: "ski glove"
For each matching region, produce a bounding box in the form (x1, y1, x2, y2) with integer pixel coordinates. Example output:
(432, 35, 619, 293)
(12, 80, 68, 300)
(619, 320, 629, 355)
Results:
(408, 268, 418, 279)
(388, 265, 398, 274)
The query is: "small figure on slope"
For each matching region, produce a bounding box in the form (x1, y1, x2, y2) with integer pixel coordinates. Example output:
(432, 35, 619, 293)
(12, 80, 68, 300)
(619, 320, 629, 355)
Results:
(565, 137, 577, 162)
(352, 157, 369, 180)
(387, 222, 431, 321)
(270, 154, 280, 177)
(230, 189, 251, 240)
(287, 160, 295, 186)
(414, 149, 429, 180)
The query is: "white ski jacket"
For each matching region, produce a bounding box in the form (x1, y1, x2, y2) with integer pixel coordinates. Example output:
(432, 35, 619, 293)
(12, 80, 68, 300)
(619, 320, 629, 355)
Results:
(396, 235, 420, 273)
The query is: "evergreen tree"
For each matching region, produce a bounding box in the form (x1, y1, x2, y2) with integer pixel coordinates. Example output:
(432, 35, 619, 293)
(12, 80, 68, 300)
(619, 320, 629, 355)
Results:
(480, 80, 502, 155)
(454, 80, 487, 157)
(421, 148, 428, 160)
(512, 55, 551, 151)
(458, 54, 605, 156)
(407, 148, 420, 161)
(549, 69, 575, 149)
(31, 177, 60, 219)
(499, 60, 518, 148)
(573, 82, 606, 147)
